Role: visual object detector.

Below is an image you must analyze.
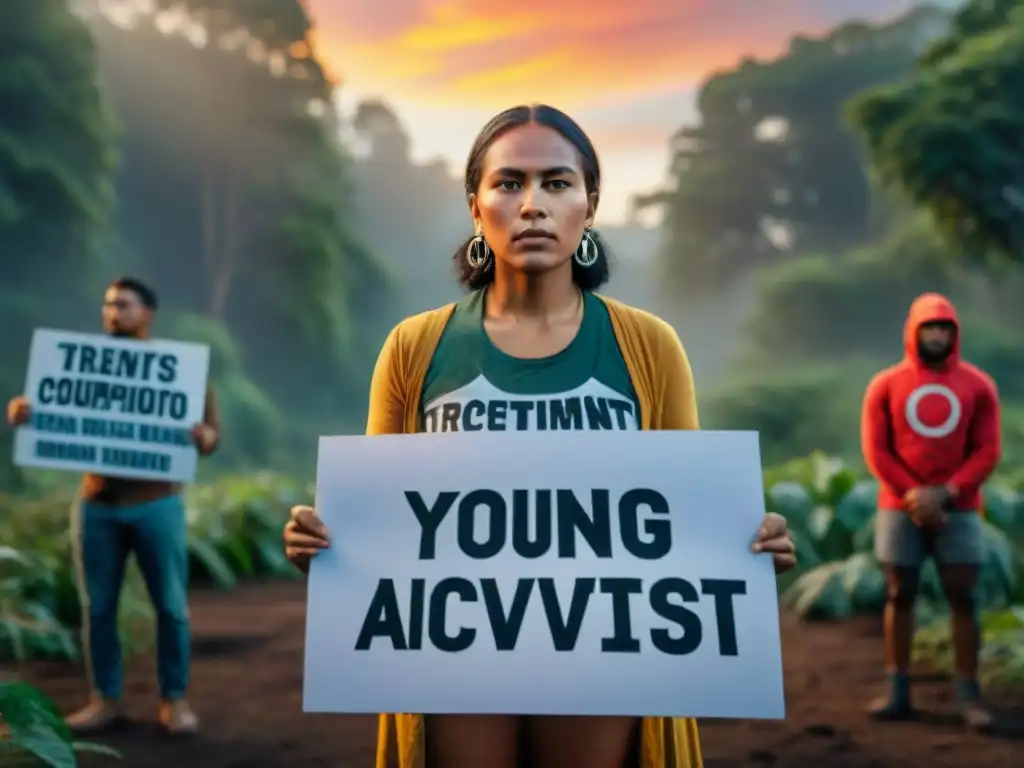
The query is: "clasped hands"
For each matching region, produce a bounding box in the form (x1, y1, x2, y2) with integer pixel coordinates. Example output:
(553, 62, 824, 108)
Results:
(904, 485, 953, 531)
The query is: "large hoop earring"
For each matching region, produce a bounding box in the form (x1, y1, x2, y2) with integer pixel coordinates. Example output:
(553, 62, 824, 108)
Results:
(466, 234, 491, 270)
(574, 228, 598, 267)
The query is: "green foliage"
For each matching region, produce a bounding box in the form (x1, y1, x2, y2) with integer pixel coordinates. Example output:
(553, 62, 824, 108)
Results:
(702, 362, 876, 465)
(0, 474, 303, 663)
(643, 5, 951, 295)
(0, 0, 117, 287)
(914, 606, 1024, 686)
(0, 1, 403, 488)
(719, 211, 1024, 467)
(0, 0, 118, 491)
(848, 0, 1024, 262)
(162, 312, 287, 471)
(348, 99, 465, 315)
(0, 680, 120, 766)
(774, 453, 1024, 622)
(88, 1, 393, 415)
(738, 215, 961, 366)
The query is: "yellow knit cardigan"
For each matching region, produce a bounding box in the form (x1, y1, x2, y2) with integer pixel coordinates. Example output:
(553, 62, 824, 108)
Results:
(365, 294, 703, 768)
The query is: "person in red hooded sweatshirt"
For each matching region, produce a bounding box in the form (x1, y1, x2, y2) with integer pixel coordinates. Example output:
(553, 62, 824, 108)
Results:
(861, 292, 1001, 729)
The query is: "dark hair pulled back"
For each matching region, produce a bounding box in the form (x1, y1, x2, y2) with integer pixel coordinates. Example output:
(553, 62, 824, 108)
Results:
(451, 104, 612, 292)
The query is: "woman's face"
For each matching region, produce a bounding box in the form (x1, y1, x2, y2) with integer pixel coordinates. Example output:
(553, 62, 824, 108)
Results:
(469, 124, 597, 275)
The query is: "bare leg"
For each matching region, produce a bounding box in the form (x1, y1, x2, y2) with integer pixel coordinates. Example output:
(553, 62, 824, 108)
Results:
(424, 715, 519, 768)
(526, 715, 639, 768)
(938, 564, 992, 730)
(869, 566, 919, 719)
(869, 509, 923, 720)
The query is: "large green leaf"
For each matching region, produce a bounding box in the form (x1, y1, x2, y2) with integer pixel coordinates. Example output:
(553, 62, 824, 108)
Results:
(187, 538, 237, 589)
(811, 452, 856, 508)
(766, 481, 813, 519)
(841, 552, 887, 611)
(976, 521, 1017, 607)
(834, 480, 878, 532)
(852, 513, 878, 553)
(982, 485, 1023, 533)
(782, 561, 853, 620)
(807, 505, 855, 561)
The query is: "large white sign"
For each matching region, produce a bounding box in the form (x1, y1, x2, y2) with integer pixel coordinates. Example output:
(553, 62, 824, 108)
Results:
(304, 430, 785, 719)
(13, 329, 210, 482)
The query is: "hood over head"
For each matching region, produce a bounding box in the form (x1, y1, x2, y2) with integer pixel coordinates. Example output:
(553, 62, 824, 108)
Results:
(903, 292, 959, 366)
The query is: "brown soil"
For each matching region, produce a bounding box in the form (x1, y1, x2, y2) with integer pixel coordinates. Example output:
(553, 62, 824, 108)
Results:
(6, 581, 1022, 767)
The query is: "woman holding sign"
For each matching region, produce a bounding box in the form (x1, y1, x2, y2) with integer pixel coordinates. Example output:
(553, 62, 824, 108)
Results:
(284, 105, 796, 768)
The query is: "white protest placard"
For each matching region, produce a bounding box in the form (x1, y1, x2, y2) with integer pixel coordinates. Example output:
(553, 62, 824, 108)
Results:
(13, 329, 210, 483)
(304, 429, 785, 719)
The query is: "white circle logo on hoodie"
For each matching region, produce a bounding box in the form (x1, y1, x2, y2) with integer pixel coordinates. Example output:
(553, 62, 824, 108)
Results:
(905, 383, 961, 438)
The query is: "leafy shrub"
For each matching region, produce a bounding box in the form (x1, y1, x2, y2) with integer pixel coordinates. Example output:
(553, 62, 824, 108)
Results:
(0, 474, 305, 663)
(914, 607, 1024, 686)
(702, 364, 876, 465)
(163, 312, 288, 472)
(0, 679, 119, 765)
(773, 452, 1023, 620)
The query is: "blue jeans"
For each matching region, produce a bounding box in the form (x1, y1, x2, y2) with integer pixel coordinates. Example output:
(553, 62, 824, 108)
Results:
(70, 494, 190, 700)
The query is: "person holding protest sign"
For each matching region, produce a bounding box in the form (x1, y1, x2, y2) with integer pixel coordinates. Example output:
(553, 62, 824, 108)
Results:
(861, 292, 1000, 729)
(5, 276, 220, 735)
(283, 104, 796, 768)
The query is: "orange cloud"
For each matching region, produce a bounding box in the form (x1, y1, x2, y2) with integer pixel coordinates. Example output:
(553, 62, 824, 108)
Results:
(308, 0, 918, 108)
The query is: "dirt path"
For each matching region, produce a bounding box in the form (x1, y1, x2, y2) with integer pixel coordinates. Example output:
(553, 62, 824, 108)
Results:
(7, 581, 1023, 767)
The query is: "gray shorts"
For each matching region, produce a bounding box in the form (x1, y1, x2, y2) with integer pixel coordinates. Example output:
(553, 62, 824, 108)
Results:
(874, 509, 984, 567)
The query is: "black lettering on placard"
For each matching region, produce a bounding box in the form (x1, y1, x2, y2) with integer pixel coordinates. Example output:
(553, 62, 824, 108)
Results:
(511, 489, 551, 558)
(353, 575, 749, 654)
(701, 578, 746, 656)
(405, 488, 671, 561)
(56, 341, 179, 383)
(405, 490, 458, 559)
(457, 489, 506, 559)
(354, 486, 749, 656)
(599, 578, 643, 653)
(354, 579, 407, 650)
(538, 577, 594, 651)
(427, 577, 477, 653)
(481, 578, 532, 651)
(31, 411, 78, 435)
(407, 578, 425, 650)
(34, 440, 96, 463)
(649, 577, 702, 655)
(557, 489, 612, 558)
(619, 488, 671, 559)
(100, 447, 171, 472)
(36, 377, 189, 420)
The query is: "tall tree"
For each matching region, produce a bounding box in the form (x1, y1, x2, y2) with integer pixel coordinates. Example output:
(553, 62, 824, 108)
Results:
(0, 0, 116, 295)
(349, 99, 465, 314)
(0, 0, 117, 485)
(85, 0, 391, 420)
(847, 0, 1024, 264)
(639, 5, 951, 296)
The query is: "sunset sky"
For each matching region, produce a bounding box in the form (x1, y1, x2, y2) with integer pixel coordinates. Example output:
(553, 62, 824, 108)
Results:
(307, 0, 920, 224)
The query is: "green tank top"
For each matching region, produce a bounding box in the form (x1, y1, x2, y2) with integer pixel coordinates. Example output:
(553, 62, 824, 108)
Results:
(420, 290, 640, 433)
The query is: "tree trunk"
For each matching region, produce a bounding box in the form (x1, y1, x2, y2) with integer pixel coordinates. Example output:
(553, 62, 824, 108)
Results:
(209, 165, 241, 318)
(200, 160, 242, 319)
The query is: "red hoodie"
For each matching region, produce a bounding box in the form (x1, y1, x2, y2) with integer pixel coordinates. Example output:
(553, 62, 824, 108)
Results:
(861, 293, 1001, 511)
